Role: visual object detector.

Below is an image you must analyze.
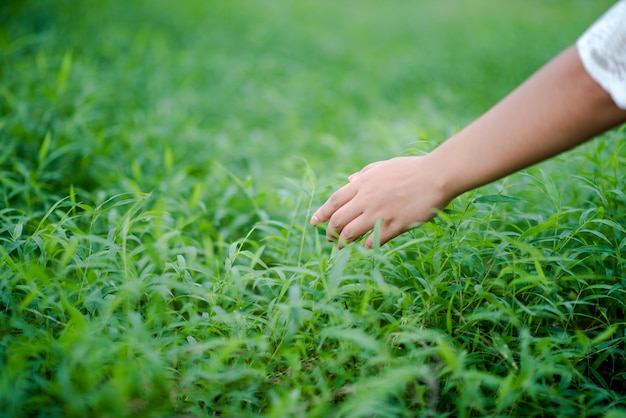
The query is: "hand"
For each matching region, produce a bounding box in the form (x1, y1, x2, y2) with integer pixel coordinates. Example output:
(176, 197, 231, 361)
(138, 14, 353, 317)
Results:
(310, 155, 452, 248)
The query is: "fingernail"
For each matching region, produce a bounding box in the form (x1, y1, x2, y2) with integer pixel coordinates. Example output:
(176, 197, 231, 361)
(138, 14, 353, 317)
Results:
(348, 173, 359, 182)
(310, 215, 319, 226)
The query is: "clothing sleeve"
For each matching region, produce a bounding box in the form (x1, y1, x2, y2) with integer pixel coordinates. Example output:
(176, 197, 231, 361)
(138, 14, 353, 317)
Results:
(577, 0, 626, 109)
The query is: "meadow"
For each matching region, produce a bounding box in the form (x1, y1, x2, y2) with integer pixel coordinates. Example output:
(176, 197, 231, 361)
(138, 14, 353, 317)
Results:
(1, 0, 625, 416)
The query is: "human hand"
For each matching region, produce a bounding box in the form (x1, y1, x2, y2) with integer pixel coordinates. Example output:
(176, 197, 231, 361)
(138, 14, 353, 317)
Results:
(310, 155, 452, 248)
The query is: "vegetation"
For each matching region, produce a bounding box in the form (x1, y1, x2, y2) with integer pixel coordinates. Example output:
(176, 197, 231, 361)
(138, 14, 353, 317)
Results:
(1, 0, 624, 416)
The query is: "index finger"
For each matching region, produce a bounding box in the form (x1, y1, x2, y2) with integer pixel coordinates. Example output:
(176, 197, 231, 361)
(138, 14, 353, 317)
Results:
(310, 182, 357, 226)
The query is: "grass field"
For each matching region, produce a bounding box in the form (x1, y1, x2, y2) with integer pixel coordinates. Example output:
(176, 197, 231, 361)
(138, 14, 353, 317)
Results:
(1, 0, 625, 416)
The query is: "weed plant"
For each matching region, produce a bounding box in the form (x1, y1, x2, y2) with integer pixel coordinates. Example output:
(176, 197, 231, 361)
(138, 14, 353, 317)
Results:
(1, 0, 624, 417)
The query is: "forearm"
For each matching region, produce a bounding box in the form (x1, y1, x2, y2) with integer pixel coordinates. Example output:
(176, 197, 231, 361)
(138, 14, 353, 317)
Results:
(312, 45, 626, 248)
(429, 45, 626, 200)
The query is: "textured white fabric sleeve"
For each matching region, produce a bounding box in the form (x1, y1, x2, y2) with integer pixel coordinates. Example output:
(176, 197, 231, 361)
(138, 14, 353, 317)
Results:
(577, 0, 626, 109)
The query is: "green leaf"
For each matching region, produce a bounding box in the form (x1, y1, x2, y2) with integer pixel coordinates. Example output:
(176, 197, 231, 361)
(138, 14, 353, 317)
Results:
(38, 131, 51, 166)
(56, 49, 73, 94)
(473, 194, 522, 204)
(590, 324, 618, 347)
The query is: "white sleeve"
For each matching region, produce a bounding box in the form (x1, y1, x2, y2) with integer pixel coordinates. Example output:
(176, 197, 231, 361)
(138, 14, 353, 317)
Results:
(576, 1, 626, 109)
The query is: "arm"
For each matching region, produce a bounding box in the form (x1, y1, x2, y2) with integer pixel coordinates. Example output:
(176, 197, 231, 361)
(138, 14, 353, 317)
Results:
(311, 46, 626, 249)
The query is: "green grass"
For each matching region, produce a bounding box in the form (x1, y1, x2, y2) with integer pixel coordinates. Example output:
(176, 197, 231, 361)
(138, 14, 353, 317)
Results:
(1, 0, 625, 416)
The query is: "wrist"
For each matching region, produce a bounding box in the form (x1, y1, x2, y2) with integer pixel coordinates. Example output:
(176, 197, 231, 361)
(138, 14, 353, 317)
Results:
(422, 150, 465, 204)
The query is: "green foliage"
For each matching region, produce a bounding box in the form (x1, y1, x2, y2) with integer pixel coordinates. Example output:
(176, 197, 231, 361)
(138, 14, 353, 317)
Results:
(1, 0, 623, 417)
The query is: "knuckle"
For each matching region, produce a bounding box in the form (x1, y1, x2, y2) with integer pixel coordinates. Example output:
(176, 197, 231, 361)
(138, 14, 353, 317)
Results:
(341, 225, 357, 241)
(328, 216, 342, 231)
(326, 221, 341, 242)
(327, 192, 341, 207)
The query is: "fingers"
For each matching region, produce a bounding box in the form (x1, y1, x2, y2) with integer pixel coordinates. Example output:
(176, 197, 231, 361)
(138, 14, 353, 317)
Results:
(310, 183, 357, 226)
(314, 197, 399, 249)
(335, 215, 405, 249)
(363, 220, 403, 249)
(310, 182, 378, 247)
(313, 187, 367, 246)
(326, 209, 372, 248)
(348, 161, 384, 182)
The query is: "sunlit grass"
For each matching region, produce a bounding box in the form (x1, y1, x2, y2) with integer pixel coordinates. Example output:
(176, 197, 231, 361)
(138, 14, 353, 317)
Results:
(1, 0, 624, 416)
